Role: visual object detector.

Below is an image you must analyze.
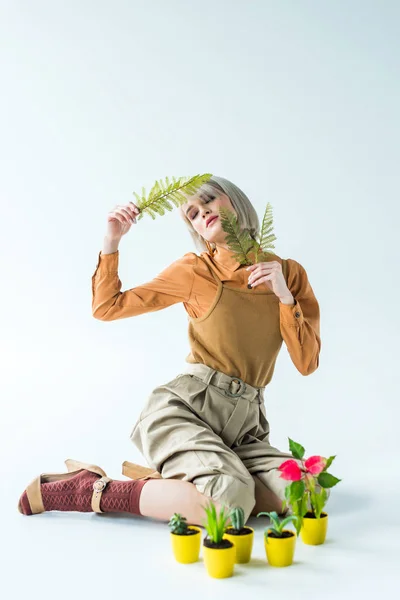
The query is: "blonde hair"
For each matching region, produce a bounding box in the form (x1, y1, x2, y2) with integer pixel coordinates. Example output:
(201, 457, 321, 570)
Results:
(178, 175, 260, 254)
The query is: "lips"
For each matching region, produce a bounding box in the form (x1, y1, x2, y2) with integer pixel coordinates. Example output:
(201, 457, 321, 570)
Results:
(206, 216, 218, 227)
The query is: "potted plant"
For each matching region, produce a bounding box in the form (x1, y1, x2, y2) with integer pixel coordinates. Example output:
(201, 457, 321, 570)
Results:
(257, 511, 299, 567)
(168, 513, 201, 564)
(202, 501, 235, 578)
(223, 507, 254, 563)
(279, 438, 341, 545)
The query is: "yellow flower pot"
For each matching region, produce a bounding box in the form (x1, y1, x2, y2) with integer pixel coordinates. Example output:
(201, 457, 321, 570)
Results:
(223, 527, 254, 563)
(300, 512, 328, 545)
(264, 530, 296, 567)
(170, 526, 201, 563)
(203, 540, 235, 578)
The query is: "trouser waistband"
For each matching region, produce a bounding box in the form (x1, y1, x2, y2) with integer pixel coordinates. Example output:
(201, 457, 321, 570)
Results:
(183, 363, 264, 403)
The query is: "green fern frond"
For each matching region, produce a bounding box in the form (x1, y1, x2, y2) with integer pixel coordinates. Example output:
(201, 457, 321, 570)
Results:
(134, 173, 213, 221)
(218, 207, 255, 266)
(219, 202, 277, 266)
(252, 202, 277, 263)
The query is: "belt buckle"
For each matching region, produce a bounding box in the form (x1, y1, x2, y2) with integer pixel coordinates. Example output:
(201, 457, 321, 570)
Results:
(225, 376, 246, 398)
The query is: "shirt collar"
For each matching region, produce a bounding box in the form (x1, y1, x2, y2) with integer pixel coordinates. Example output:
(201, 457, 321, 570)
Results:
(211, 245, 243, 272)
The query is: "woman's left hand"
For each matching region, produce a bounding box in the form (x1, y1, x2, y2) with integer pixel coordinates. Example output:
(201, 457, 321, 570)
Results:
(246, 261, 294, 302)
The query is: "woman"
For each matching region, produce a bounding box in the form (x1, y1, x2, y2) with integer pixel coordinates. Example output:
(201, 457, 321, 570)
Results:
(18, 176, 321, 525)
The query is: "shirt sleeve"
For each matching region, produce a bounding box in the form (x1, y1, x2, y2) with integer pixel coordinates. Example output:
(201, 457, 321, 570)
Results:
(279, 258, 321, 375)
(92, 250, 196, 321)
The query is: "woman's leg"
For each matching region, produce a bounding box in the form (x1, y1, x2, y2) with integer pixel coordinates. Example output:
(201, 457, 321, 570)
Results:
(18, 465, 221, 525)
(139, 479, 222, 525)
(236, 441, 299, 516)
(251, 472, 288, 516)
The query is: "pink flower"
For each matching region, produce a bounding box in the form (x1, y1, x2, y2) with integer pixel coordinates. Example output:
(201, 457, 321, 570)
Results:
(278, 459, 302, 481)
(304, 455, 327, 475)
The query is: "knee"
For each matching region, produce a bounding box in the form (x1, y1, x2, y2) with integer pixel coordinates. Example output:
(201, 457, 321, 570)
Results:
(195, 473, 256, 524)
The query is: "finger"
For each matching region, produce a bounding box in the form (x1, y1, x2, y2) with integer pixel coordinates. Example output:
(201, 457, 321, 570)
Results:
(248, 266, 272, 282)
(116, 208, 135, 224)
(129, 202, 141, 214)
(110, 212, 127, 225)
(246, 261, 277, 272)
(115, 204, 138, 218)
(251, 275, 272, 288)
(248, 264, 277, 278)
(118, 209, 133, 224)
(124, 206, 137, 220)
(248, 270, 259, 283)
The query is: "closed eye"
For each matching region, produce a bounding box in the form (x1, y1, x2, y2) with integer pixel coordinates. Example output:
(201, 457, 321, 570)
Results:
(190, 195, 215, 220)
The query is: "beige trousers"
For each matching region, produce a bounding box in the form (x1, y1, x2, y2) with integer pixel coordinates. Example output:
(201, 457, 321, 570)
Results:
(130, 363, 297, 522)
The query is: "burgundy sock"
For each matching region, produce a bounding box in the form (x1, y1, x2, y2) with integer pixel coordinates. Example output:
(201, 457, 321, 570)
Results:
(19, 471, 149, 516)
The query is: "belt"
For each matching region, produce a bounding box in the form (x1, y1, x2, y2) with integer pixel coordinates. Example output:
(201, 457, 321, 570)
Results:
(182, 363, 265, 447)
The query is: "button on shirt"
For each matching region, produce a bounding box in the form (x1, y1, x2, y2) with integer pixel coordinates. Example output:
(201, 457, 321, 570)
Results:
(92, 245, 321, 376)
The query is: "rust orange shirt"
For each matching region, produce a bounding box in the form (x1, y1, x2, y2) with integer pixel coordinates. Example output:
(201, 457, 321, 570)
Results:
(92, 245, 321, 377)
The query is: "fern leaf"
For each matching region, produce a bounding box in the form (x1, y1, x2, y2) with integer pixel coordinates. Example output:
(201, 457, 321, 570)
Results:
(220, 201, 278, 266)
(252, 202, 277, 261)
(134, 173, 213, 221)
(219, 207, 255, 266)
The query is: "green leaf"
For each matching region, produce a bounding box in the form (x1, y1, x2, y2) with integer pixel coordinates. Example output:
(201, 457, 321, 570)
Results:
(288, 480, 305, 502)
(265, 527, 284, 543)
(318, 472, 341, 488)
(284, 483, 292, 500)
(218, 207, 255, 265)
(301, 494, 308, 516)
(311, 488, 328, 518)
(323, 455, 336, 471)
(288, 438, 305, 460)
(280, 515, 299, 531)
(251, 202, 277, 260)
(168, 512, 188, 534)
(203, 501, 230, 544)
(134, 173, 213, 222)
(229, 507, 244, 530)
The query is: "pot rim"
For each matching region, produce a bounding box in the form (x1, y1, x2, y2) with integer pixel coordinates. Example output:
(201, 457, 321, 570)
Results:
(203, 539, 234, 550)
(170, 525, 202, 536)
(303, 512, 328, 519)
(224, 526, 254, 535)
(265, 528, 296, 539)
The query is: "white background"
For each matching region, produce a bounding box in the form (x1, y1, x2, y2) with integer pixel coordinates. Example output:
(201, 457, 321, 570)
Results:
(1, 1, 399, 597)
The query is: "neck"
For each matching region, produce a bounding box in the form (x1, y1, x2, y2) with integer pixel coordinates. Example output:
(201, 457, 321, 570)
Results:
(214, 242, 230, 251)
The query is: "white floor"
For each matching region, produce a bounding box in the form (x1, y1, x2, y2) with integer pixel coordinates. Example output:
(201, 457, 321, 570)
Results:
(3, 469, 398, 600)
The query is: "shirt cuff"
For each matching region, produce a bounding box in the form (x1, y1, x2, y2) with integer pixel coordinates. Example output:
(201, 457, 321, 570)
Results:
(94, 249, 119, 273)
(279, 297, 304, 326)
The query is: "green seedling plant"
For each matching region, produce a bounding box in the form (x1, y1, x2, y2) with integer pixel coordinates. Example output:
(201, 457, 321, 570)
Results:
(229, 507, 245, 532)
(168, 513, 189, 535)
(203, 501, 230, 545)
(257, 510, 299, 543)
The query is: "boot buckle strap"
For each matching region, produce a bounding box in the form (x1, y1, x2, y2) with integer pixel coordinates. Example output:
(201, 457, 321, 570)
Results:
(92, 476, 112, 513)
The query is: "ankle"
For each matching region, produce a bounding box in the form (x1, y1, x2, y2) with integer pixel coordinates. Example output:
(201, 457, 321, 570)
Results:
(100, 479, 149, 514)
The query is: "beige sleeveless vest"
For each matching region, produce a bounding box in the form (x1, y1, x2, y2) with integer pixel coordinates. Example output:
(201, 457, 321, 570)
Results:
(185, 257, 289, 388)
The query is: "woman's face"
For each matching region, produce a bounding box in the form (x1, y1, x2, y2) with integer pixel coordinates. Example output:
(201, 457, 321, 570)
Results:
(181, 190, 237, 247)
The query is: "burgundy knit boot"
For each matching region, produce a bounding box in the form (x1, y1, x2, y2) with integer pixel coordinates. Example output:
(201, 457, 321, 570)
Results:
(18, 459, 150, 517)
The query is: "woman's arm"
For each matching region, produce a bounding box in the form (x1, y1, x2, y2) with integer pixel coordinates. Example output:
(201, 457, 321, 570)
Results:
(92, 241, 196, 321)
(279, 259, 321, 376)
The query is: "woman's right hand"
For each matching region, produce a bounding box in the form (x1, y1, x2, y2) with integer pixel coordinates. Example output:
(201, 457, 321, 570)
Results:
(106, 202, 141, 239)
